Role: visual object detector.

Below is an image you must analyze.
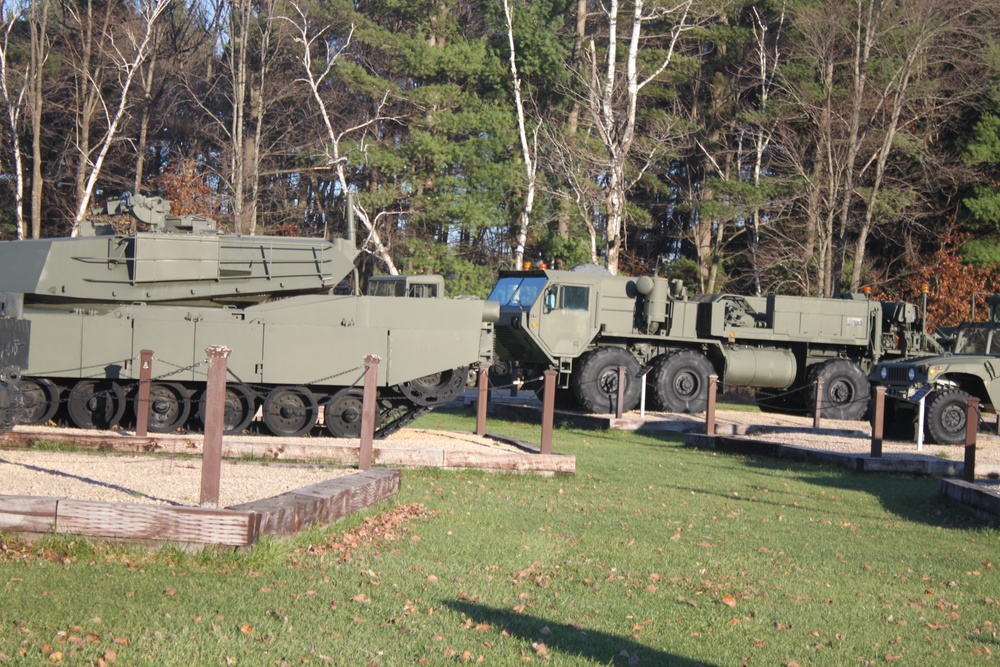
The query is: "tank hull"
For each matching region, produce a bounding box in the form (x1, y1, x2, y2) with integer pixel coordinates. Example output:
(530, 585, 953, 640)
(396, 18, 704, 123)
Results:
(23, 295, 486, 390)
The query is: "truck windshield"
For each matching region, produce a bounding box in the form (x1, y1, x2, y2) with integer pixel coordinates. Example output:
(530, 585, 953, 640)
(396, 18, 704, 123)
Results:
(488, 276, 548, 308)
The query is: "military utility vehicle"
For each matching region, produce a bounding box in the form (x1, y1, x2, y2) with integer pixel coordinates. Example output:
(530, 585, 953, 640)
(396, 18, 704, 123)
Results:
(489, 267, 928, 419)
(0, 195, 497, 437)
(872, 293, 1000, 444)
(0, 293, 29, 433)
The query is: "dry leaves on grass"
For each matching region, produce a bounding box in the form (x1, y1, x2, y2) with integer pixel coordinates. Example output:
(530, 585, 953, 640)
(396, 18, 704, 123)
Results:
(294, 503, 431, 563)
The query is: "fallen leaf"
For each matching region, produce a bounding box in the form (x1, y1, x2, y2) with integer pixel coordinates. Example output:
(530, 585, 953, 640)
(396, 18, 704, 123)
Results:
(240, 625, 253, 635)
(721, 595, 737, 608)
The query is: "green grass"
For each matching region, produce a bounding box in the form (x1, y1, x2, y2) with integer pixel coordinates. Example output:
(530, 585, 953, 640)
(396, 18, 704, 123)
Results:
(1, 407, 998, 666)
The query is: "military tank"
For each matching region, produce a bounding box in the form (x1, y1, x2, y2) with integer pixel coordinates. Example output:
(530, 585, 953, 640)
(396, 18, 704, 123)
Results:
(0, 195, 497, 438)
(0, 292, 30, 433)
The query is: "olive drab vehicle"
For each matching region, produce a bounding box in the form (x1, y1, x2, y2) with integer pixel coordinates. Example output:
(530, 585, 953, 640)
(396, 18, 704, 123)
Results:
(0, 293, 30, 433)
(871, 293, 1000, 445)
(489, 267, 930, 419)
(0, 194, 498, 438)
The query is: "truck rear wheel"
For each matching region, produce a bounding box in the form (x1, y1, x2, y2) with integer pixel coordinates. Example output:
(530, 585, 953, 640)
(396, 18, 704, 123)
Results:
(926, 389, 971, 445)
(571, 347, 641, 414)
(651, 350, 714, 414)
(808, 359, 869, 420)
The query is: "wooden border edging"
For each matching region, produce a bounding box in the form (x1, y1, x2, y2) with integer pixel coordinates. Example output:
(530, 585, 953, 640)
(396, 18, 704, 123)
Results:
(684, 433, 976, 477)
(939, 479, 1000, 524)
(230, 468, 400, 537)
(0, 468, 400, 547)
(1, 428, 575, 475)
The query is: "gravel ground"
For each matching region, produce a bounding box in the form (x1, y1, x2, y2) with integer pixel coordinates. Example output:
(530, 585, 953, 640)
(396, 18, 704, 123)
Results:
(634, 407, 1000, 465)
(4, 406, 999, 509)
(0, 427, 523, 508)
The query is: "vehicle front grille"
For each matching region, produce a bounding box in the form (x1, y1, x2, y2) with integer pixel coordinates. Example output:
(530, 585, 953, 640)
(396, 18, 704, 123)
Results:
(883, 366, 915, 384)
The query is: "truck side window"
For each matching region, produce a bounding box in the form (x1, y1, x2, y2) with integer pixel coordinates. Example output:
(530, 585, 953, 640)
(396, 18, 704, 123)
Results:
(563, 286, 589, 311)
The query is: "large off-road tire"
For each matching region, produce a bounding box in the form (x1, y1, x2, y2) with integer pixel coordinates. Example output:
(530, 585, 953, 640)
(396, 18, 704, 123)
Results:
(925, 388, 971, 445)
(651, 350, 715, 414)
(571, 347, 641, 414)
(807, 359, 870, 421)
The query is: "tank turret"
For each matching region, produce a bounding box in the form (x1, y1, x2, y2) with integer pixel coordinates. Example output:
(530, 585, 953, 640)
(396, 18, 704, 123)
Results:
(1, 195, 493, 438)
(0, 195, 357, 306)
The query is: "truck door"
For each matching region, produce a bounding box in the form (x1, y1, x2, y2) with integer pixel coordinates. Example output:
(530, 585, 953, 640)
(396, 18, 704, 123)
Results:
(535, 283, 593, 357)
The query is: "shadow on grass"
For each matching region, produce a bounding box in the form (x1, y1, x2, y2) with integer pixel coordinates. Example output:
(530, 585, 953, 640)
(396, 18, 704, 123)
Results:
(702, 448, 979, 528)
(445, 600, 717, 667)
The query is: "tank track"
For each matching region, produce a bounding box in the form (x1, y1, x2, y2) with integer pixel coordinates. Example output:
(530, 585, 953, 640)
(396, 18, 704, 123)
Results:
(374, 404, 432, 439)
(12, 376, 449, 440)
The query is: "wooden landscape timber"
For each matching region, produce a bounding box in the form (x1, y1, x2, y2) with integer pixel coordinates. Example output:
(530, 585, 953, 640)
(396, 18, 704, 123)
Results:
(0, 427, 576, 475)
(0, 468, 400, 547)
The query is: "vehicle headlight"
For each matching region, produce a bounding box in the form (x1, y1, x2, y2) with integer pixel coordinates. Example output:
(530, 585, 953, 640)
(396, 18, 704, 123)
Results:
(908, 368, 916, 381)
(879, 367, 888, 380)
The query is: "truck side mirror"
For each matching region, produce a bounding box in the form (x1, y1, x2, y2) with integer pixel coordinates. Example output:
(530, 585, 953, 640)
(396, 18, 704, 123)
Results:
(544, 288, 557, 312)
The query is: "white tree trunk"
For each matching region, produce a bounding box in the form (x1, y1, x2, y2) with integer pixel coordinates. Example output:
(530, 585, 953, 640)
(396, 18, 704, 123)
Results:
(0, 12, 28, 239)
(503, 0, 539, 270)
(70, 0, 171, 236)
(288, 8, 399, 274)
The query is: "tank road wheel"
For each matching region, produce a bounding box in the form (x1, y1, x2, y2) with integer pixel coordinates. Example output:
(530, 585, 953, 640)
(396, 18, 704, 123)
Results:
(263, 385, 318, 437)
(651, 350, 714, 414)
(808, 359, 870, 421)
(135, 382, 191, 433)
(571, 347, 641, 414)
(197, 384, 257, 435)
(400, 366, 469, 407)
(15, 378, 60, 425)
(325, 389, 366, 438)
(926, 389, 971, 445)
(67, 380, 126, 430)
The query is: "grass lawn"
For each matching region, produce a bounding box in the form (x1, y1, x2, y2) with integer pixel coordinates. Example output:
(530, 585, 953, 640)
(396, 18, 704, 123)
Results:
(1, 407, 998, 666)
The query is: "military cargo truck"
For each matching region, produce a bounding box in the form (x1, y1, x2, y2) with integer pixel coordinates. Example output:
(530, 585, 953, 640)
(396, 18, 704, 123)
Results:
(0, 195, 497, 438)
(871, 294, 1000, 444)
(489, 267, 928, 419)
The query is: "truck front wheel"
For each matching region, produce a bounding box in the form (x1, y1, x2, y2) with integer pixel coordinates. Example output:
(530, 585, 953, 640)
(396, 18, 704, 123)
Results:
(651, 350, 714, 414)
(926, 389, 971, 445)
(571, 347, 641, 414)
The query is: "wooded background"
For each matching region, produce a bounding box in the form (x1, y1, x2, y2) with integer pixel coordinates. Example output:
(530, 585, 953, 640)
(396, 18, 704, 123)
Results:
(3, 0, 1000, 326)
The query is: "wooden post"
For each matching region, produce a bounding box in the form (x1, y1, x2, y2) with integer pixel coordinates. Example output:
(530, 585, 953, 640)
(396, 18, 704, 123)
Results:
(813, 375, 823, 430)
(135, 349, 153, 437)
(540, 369, 556, 455)
(705, 374, 717, 436)
(870, 386, 884, 458)
(200, 345, 230, 508)
(359, 355, 380, 471)
(476, 365, 489, 437)
(964, 396, 978, 483)
(615, 365, 626, 419)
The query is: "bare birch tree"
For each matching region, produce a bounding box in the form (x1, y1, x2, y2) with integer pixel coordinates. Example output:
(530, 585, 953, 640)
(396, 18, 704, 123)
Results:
(27, 0, 48, 238)
(587, 0, 694, 274)
(502, 0, 539, 270)
(67, 0, 171, 235)
(0, 2, 28, 238)
(286, 6, 399, 273)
